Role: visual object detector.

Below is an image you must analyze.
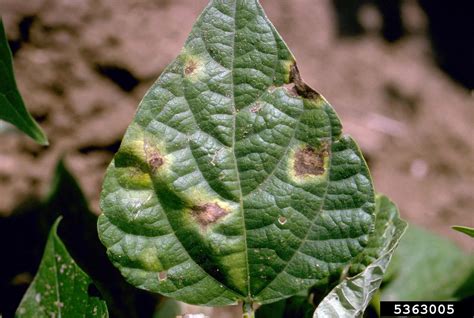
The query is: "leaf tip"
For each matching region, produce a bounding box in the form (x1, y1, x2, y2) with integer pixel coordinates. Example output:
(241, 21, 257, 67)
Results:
(32, 127, 49, 146)
(451, 225, 474, 238)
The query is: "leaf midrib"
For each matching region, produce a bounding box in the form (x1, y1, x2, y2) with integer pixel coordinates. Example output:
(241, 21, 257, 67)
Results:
(229, 0, 251, 300)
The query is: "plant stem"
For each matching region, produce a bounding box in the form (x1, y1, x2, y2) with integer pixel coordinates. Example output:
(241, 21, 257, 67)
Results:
(242, 301, 254, 318)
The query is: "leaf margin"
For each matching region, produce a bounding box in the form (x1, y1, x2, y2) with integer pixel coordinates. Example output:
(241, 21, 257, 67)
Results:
(313, 195, 407, 318)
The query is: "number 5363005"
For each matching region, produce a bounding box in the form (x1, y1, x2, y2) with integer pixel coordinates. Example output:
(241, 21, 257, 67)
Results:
(394, 303, 455, 315)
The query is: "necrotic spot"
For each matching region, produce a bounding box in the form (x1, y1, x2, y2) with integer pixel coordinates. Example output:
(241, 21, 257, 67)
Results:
(148, 154, 164, 172)
(278, 216, 287, 225)
(158, 271, 167, 281)
(184, 60, 198, 76)
(294, 145, 328, 176)
(191, 203, 228, 227)
(144, 141, 164, 172)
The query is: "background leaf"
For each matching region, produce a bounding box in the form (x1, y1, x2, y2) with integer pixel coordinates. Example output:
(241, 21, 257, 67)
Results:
(15, 217, 108, 317)
(99, 0, 377, 306)
(46, 161, 159, 318)
(0, 18, 48, 145)
(256, 292, 314, 318)
(381, 225, 474, 301)
(452, 226, 474, 238)
(0, 160, 157, 318)
(313, 195, 407, 318)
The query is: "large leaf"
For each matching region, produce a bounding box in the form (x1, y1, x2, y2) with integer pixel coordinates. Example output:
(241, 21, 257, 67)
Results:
(382, 225, 474, 301)
(0, 19, 48, 145)
(98, 0, 376, 306)
(313, 195, 407, 318)
(15, 218, 108, 317)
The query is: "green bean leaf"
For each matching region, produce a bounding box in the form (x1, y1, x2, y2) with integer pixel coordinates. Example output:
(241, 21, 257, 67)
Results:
(98, 0, 379, 305)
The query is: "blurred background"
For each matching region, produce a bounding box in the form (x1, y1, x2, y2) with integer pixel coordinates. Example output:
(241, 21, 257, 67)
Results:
(0, 0, 472, 317)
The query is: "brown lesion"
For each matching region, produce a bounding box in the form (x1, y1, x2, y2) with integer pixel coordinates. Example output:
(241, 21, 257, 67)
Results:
(294, 144, 329, 176)
(250, 102, 262, 113)
(283, 83, 299, 97)
(158, 271, 167, 281)
(148, 154, 164, 172)
(184, 59, 198, 76)
(286, 63, 321, 99)
(191, 203, 228, 227)
(144, 141, 164, 173)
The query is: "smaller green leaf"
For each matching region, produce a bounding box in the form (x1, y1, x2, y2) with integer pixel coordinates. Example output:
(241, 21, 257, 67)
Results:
(452, 226, 474, 238)
(44, 160, 158, 318)
(0, 160, 155, 318)
(0, 18, 48, 145)
(15, 217, 108, 317)
(313, 195, 407, 318)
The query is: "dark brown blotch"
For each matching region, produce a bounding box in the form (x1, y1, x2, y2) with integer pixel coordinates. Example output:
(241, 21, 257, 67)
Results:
(192, 203, 228, 227)
(289, 63, 321, 99)
(294, 145, 328, 176)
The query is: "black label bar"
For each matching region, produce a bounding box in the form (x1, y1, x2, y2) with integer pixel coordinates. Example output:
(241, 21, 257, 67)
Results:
(380, 301, 473, 317)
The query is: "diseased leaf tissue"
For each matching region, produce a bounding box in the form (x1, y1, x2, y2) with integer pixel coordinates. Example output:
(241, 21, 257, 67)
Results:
(98, 0, 378, 306)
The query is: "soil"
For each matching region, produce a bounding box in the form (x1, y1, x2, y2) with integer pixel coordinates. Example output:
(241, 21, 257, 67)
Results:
(0, 0, 472, 262)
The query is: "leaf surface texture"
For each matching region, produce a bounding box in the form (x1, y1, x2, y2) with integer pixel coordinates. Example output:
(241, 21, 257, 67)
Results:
(313, 195, 407, 318)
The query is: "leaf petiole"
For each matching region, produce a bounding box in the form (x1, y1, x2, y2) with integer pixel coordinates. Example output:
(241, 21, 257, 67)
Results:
(242, 301, 255, 318)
